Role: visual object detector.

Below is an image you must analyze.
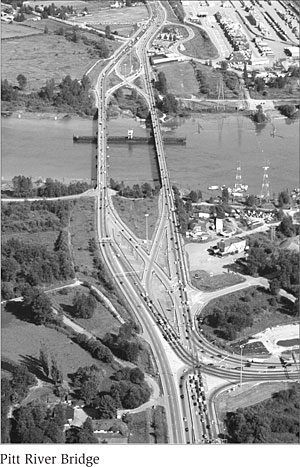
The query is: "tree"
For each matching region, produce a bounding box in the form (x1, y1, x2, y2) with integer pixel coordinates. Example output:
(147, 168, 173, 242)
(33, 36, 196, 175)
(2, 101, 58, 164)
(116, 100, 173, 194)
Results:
(97, 394, 118, 419)
(222, 187, 229, 204)
(269, 278, 281, 296)
(39, 343, 51, 378)
(44, 25, 49, 34)
(246, 195, 257, 207)
(105, 25, 111, 39)
(72, 292, 97, 319)
(189, 190, 199, 203)
(50, 357, 63, 385)
(277, 215, 295, 237)
(30, 290, 53, 325)
(17, 74, 27, 91)
(278, 190, 290, 207)
(155, 72, 168, 95)
(77, 418, 98, 443)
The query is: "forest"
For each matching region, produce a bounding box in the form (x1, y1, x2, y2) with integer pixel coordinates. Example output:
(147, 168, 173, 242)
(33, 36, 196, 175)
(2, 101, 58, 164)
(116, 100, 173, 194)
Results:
(1, 200, 74, 299)
(225, 384, 300, 443)
(2, 176, 92, 198)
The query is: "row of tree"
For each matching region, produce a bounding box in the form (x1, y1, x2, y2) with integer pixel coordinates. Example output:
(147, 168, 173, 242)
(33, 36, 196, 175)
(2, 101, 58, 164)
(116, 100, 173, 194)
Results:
(74, 333, 114, 364)
(110, 179, 159, 198)
(103, 322, 143, 364)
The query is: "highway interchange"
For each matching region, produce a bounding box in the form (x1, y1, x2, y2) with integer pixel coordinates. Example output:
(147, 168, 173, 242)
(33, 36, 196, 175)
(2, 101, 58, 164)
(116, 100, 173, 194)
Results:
(93, 1, 298, 444)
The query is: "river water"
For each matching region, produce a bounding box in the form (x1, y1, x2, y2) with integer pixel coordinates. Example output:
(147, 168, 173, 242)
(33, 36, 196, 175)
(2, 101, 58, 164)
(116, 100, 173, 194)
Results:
(1, 112, 299, 196)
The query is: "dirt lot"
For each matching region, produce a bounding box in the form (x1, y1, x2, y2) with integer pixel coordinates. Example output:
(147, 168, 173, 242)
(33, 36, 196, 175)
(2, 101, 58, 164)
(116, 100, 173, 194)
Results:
(185, 240, 244, 275)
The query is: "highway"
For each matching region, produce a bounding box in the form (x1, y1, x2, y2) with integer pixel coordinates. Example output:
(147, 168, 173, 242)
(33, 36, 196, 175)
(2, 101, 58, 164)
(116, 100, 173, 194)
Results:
(91, 0, 298, 444)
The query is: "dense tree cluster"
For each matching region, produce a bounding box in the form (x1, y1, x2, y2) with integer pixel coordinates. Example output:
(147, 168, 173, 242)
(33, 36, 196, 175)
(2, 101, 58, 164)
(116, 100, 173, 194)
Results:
(112, 88, 149, 119)
(1, 230, 74, 299)
(71, 363, 150, 415)
(2, 175, 91, 198)
(203, 302, 253, 341)
(225, 384, 300, 443)
(12, 401, 66, 443)
(277, 104, 298, 119)
(152, 71, 178, 114)
(1, 199, 71, 234)
(66, 418, 98, 444)
(103, 322, 143, 364)
(1, 75, 96, 116)
(1, 363, 37, 443)
(246, 241, 299, 296)
(73, 333, 114, 364)
(72, 291, 97, 319)
(110, 179, 159, 198)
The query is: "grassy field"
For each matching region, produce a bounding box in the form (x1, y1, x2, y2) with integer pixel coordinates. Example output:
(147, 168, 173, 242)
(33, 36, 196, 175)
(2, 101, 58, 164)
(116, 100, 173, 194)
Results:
(216, 381, 293, 422)
(1, 304, 103, 383)
(1, 22, 43, 39)
(69, 198, 96, 277)
(73, 4, 148, 25)
(1, 23, 119, 90)
(50, 286, 121, 339)
(112, 195, 159, 240)
(157, 62, 199, 98)
(183, 25, 218, 60)
(191, 270, 246, 291)
(127, 410, 151, 443)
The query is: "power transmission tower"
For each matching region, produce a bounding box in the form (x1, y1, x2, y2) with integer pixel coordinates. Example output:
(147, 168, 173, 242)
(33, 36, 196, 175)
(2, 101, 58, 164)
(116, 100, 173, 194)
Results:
(260, 162, 271, 202)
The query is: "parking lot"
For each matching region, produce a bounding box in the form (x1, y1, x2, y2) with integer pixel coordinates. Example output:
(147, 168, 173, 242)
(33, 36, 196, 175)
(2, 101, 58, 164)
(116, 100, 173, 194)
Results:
(182, 0, 299, 65)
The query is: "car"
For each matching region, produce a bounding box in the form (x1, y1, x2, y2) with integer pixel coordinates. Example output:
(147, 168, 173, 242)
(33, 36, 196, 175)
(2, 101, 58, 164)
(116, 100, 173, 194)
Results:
(185, 427, 189, 432)
(268, 366, 276, 369)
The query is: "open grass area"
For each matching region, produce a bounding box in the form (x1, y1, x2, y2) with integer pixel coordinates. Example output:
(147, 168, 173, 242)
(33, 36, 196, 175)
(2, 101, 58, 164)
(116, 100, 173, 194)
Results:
(183, 25, 218, 60)
(126, 410, 150, 443)
(1, 304, 103, 383)
(50, 286, 121, 339)
(157, 62, 199, 98)
(2, 34, 97, 90)
(69, 198, 96, 277)
(73, 4, 148, 25)
(1, 22, 43, 39)
(191, 270, 246, 291)
(1, 24, 119, 91)
(112, 195, 159, 240)
(215, 381, 293, 422)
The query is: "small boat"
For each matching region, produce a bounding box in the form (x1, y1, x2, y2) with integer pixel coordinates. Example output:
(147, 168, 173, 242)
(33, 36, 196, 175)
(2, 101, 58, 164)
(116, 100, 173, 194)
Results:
(208, 185, 219, 190)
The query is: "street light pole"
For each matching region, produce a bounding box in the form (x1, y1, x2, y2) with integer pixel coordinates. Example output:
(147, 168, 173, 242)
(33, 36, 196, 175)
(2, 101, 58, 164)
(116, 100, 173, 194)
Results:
(145, 213, 149, 250)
